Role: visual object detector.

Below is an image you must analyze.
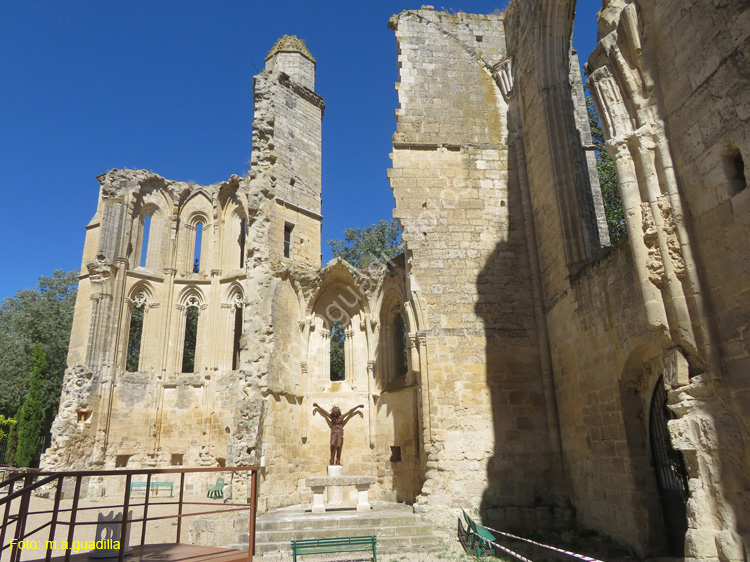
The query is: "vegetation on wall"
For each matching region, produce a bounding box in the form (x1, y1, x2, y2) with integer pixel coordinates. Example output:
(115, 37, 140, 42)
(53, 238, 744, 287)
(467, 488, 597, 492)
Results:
(586, 92, 627, 244)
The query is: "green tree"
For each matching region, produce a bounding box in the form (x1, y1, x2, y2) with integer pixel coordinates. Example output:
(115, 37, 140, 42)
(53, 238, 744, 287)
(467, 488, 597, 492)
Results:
(329, 321, 345, 381)
(14, 344, 50, 467)
(586, 92, 627, 244)
(0, 415, 17, 465)
(0, 270, 78, 419)
(181, 306, 199, 373)
(126, 304, 145, 372)
(327, 219, 404, 269)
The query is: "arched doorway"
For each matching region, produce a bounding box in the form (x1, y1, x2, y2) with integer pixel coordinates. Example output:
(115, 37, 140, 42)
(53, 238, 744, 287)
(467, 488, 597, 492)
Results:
(649, 377, 689, 556)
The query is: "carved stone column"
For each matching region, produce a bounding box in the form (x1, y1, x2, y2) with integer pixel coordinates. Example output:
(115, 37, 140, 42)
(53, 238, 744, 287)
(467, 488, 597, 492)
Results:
(416, 332, 431, 450)
(345, 328, 355, 387)
(321, 329, 331, 381)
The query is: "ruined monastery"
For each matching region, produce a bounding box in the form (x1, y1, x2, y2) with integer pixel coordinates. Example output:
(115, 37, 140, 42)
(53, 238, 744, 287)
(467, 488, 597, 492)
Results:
(42, 1, 750, 560)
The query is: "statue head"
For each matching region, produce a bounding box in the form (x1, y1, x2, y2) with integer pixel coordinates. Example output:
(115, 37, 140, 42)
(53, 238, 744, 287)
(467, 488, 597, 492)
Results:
(331, 406, 341, 416)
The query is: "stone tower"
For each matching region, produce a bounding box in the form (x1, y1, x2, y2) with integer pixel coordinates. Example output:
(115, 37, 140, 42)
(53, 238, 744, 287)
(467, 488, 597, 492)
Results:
(251, 35, 324, 267)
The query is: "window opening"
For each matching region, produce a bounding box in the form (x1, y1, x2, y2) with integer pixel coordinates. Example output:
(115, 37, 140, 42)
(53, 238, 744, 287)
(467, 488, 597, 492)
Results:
(115, 455, 131, 468)
(724, 147, 747, 196)
(182, 303, 200, 373)
(394, 313, 408, 377)
(170, 454, 183, 466)
(193, 222, 204, 273)
(284, 224, 293, 258)
(139, 214, 152, 268)
(239, 218, 247, 268)
(126, 298, 146, 372)
(390, 446, 402, 462)
(232, 305, 243, 370)
(330, 321, 345, 381)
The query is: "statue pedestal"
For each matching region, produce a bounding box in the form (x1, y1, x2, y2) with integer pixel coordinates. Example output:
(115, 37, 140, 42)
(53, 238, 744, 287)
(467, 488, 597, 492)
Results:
(327, 465, 344, 505)
(307, 468, 375, 513)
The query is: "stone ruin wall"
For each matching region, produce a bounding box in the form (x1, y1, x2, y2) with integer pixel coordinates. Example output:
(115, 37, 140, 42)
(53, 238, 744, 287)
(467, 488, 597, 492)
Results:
(388, 8, 564, 532)
(501, 0, 750, 558)
(42, 4, 750, 558)
(390, 1, 750, 558)
(44, 33, 425, 512)
(583, 0, 750, 558)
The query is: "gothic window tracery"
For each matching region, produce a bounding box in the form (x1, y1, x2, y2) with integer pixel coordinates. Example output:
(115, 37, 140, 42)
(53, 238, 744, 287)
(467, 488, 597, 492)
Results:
(125, 291, 147, 372)
(181, 295, 202, 373)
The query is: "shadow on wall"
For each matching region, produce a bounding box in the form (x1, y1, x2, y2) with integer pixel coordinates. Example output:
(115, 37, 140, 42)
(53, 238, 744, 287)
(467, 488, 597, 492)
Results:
(474, 113, 557, 532)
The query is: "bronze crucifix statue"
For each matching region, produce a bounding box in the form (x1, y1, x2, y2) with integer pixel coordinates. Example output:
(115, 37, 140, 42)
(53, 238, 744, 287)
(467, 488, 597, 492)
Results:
(313, 403, 364, 465)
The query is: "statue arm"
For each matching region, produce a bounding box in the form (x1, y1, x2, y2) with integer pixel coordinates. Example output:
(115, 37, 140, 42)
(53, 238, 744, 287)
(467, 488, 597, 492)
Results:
(342, 404, 365, 423)
(312, 403, 331, 421)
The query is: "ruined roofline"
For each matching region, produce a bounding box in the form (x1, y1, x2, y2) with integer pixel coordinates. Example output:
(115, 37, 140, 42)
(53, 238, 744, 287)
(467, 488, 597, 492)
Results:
(388, 4, 505, 31)
(95, 168, 244, 198)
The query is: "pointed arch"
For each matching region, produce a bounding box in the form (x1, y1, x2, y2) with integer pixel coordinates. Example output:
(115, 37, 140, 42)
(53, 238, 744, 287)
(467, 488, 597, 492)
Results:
(178, 190, 213, 274)
(123, 282, 156, 372)
(221, 206, 248, 272)
(377, 290, 410, 389)
(223, 283, 245, 370)
(176, 286, 206, 373)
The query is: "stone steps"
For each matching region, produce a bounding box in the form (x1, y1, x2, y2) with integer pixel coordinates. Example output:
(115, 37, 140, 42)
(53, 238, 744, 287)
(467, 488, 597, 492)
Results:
(235, 503, 445, 555)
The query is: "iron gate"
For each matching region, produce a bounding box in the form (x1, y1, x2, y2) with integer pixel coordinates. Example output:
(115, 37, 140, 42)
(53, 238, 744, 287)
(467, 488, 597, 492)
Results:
(649, 376, 689, 556)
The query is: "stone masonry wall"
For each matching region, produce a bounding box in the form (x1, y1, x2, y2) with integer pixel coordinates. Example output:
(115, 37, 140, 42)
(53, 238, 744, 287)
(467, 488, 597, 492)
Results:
(640, 0, 750, 554)
(389, 8, 559, 531)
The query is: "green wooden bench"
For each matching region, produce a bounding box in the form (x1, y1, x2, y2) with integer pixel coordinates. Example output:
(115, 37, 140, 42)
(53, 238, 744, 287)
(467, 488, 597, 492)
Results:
(129, 481, 173, 497)
(460, 509, 497, 557)
(291, 536, 377, 562)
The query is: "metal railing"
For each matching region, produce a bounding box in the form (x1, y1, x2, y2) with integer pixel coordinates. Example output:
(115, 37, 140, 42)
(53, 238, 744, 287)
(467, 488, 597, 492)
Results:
(0, 466, 258, 562)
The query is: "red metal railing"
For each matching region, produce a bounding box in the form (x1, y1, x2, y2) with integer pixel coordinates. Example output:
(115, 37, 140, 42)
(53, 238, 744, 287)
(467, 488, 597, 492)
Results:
(0, 466, 258, 562)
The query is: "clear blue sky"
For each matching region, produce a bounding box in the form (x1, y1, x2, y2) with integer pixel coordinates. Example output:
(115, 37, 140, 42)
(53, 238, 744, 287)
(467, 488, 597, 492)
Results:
(0, 1, 601, 300)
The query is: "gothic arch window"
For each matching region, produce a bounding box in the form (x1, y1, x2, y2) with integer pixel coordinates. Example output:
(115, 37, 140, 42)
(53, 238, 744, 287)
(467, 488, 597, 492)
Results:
(193, 222, 204, 273)
(178, 192, 212, 273)
(139, 214, 152, 268)
(329, 320, 345, 381)
(225, 286, 244, 370)
(378, 294, 411, 387)
(220, 210, 248, 271)
(394, 312, 408, 378)
(126, 291, 147, 372)
(134, 206, 163, 271)
(239, 218, 247, 268)
(179, 292, 204, 373)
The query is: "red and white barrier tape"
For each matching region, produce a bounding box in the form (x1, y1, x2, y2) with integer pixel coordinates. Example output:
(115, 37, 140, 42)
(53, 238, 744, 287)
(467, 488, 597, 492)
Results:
(486, 540, 534, 562)
(484, 527, 605, 562)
